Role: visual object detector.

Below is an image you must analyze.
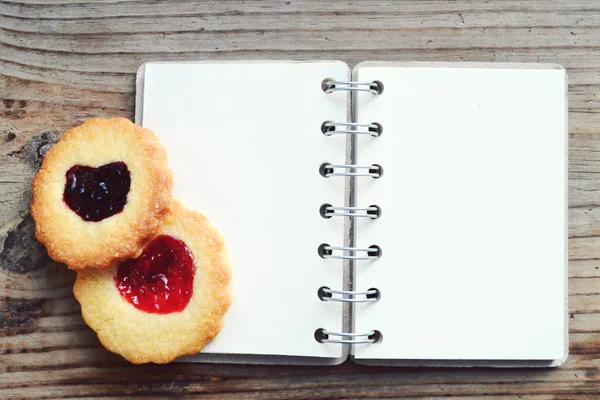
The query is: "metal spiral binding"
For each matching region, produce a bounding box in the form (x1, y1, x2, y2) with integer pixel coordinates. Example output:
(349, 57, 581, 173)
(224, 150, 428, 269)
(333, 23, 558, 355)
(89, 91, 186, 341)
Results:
(320, 163, 382, 178)
(321, 121, 382, 137)
(318, 244, 382, 260)
(314, 329, 383, 344)
(318, 287, 380, 303)
(320, 204, 381, 219)
(318, 76, 384, 346)
(322, 79, 384, 95)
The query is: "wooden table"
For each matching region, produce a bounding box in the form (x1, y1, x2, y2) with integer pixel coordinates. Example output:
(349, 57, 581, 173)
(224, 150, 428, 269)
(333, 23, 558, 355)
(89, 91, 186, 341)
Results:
(1, 1, 599, 398)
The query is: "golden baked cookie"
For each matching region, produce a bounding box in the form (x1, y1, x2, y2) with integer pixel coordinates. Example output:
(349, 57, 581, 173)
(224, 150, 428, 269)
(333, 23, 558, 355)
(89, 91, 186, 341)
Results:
(31, 117, 172, 270)
(74, 200, 231, 364)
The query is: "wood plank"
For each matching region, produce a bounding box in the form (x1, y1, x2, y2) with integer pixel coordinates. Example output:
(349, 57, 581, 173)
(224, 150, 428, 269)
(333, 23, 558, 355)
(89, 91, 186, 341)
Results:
(1, 0, 599, 398)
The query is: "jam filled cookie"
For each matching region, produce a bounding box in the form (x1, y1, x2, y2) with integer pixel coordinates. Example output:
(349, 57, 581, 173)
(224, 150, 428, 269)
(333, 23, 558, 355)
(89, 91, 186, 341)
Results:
(74, 200, 231, 364)
(31, 118, 172, 270)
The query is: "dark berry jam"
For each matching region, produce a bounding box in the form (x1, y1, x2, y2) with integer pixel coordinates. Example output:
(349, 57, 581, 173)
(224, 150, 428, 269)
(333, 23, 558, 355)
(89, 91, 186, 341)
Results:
(115, 235, 195, 314)
(63, 162, 131, 222)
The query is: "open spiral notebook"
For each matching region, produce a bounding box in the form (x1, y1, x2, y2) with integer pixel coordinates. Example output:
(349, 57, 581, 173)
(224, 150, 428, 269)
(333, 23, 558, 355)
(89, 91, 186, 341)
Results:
(135, 61, 568, 367)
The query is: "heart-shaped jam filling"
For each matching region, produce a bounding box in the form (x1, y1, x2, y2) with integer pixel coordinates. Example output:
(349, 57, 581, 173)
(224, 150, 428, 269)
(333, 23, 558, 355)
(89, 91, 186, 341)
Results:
(115, 235, 195, 314)
(63, 162, 131, 222)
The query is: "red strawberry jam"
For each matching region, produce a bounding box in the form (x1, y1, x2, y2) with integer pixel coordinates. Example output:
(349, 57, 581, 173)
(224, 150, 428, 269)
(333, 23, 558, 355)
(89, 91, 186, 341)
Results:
(115, 235, 195, 314)
(63, 162, 130, 222)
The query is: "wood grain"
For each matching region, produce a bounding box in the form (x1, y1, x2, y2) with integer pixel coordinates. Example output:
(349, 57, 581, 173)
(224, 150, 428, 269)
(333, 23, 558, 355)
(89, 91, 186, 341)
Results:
(0, 1, 599, 398)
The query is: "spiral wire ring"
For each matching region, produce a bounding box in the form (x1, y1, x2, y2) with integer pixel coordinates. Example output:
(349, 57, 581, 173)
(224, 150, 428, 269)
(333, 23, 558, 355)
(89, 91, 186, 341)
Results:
(319, 287, 380, 303)
(315, 329, 382, 344)
(322, 121, 382, 137)
(321, 205, 381, 219)
(322, 80, 383, 95)
(319, 245, 381, 260)
(321, 164, 382, 178)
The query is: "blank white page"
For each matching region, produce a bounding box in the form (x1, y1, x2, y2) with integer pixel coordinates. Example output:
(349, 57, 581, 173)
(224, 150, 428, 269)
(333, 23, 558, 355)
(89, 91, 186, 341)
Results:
(353, 63, 567, 360)
(140, 61, 348, 358)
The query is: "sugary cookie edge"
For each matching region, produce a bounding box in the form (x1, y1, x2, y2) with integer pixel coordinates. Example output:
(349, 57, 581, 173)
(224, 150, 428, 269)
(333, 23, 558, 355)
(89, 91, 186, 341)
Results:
(73, 200, 232, 364)
(31, 117, 173, 270)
